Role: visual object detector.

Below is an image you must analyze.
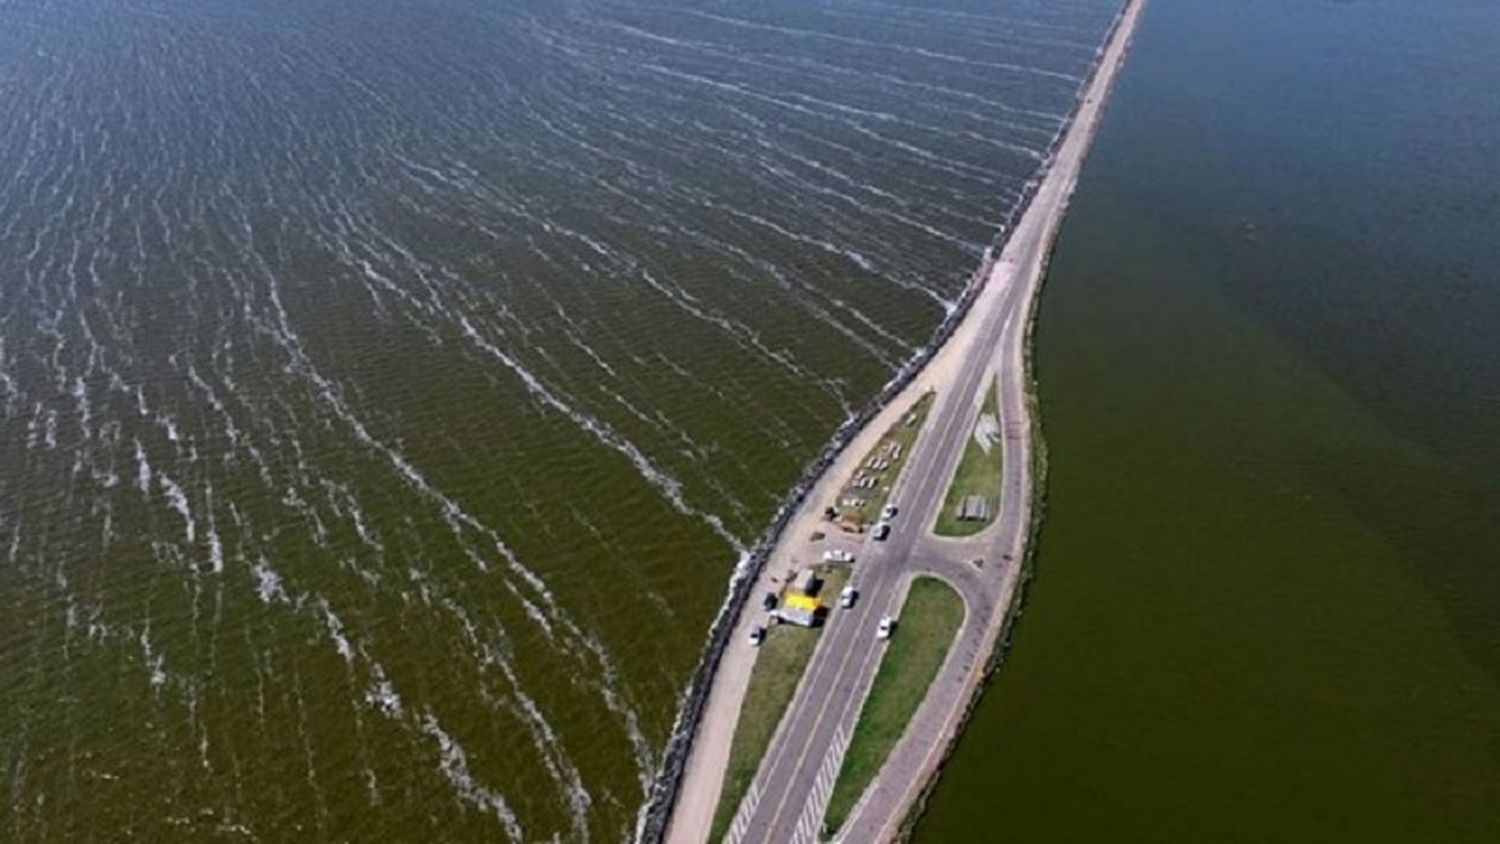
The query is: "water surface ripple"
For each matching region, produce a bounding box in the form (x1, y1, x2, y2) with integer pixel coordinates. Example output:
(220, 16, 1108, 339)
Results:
(0, 0, 1120, 838)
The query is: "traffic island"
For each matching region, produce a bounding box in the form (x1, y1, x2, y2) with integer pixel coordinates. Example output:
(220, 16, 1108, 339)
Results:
(821, 576, 965, 837)
(933, 380, 1003, 537)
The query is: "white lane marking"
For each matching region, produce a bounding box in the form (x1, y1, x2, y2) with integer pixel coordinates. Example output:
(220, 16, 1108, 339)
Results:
(725, 780, 762, 844)
(786, 721, 854, 844)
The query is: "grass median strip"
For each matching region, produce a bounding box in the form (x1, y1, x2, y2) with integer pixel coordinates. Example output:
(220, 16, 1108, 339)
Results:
(821, 576, 965, 838)
(709, 564, 851, 843)
(934, 380, 1003, 537)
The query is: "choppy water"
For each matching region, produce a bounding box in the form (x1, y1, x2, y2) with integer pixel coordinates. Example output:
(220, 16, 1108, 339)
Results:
(0, 0, 1122, 838)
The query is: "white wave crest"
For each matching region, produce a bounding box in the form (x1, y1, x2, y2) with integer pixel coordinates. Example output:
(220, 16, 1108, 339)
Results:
(421, 713, 524, 841)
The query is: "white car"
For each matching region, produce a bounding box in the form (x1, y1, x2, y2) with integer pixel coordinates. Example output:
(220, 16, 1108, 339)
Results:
(822, 549, 854, 564)
(872, 522, 891, 541)
(748, 626, 765, 647)
(881, 504, 898, 520)
(876, 616, 895, 640)
(839, 586, 858, 609)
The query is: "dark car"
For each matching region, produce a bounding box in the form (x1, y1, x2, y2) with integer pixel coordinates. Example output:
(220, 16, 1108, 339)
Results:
(762, 592, 778, 611)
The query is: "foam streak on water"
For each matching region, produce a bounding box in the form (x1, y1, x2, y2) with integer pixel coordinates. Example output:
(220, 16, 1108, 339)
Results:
(0, 0, 1122, 838)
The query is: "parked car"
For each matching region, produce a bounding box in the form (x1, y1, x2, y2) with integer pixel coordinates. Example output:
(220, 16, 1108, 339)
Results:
(873, 522, 891, 541)
(877, 616, 895, 640)
(748, 626, 766, 647)
(881, 504, 898, 520)
(839, 586, 858, 609)
(822, 549, 853, 564)
(761, 591, 778, 611)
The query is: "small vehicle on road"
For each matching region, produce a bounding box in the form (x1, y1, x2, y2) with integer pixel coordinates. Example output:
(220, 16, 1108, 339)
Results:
(872, 522, 891, 541)
(822, 549, 854, 564)
(748, 625, 766, 647)
(877, 616, 895, 640)
(761, 592, 778, 611)
(839, 586, 858, 609)
(881, 504, 898, 521)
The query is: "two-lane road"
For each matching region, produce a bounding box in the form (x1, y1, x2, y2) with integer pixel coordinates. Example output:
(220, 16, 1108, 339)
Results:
(723, 2, 1145, 841)
(666, 2, 1145, 841)
(727, 184, 1026, 844)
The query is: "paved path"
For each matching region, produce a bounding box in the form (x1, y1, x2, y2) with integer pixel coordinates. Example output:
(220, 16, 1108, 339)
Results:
(664, 2, 1144, 841)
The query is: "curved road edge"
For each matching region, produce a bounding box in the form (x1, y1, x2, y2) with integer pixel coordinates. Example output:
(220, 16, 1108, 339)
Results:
(647, 0, 1147, 841)
(837, 1, 1149, 840)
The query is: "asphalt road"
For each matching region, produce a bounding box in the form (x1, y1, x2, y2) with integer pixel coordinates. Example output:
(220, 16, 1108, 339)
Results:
(716, 2, 1145, 841)
(723, 198, 1024, 844)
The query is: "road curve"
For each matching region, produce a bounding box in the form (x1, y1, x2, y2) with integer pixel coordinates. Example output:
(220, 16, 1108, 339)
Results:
(664, 2, 1146, 841)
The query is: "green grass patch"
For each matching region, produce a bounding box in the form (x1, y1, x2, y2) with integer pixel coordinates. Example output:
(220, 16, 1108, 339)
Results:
(933, 381, 1003, 537)
(709, 565, 851, 843)
(821, 576, 965, 837)
(831, 392, 934, 532)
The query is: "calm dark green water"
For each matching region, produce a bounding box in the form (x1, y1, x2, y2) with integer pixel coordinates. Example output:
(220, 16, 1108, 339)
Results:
(915, 0, 1500, 840)
(0, 0, 1125, 839)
